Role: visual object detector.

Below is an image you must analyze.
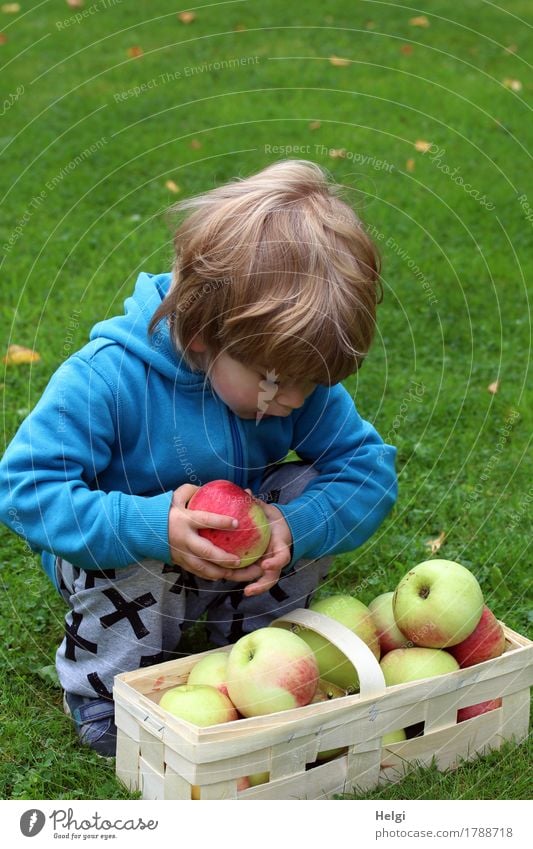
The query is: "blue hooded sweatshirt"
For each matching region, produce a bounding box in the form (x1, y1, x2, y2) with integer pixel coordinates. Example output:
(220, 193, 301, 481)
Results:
(0, 272, 397, 590)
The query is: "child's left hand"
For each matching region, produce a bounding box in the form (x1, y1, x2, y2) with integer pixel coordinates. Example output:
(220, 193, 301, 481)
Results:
(242, 490, 293, 597)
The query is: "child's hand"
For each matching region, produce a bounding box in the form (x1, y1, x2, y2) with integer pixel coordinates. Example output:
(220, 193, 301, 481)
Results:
(242, 491, 293, 597)
(168, 484, 264, 584)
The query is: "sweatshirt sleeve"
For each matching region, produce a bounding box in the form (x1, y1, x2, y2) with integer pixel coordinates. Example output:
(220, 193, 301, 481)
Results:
(274, 383, 397, 567)
(0, 355, 173, 570)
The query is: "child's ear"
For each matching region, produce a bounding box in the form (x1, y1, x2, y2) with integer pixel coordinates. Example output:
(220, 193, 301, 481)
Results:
(190, 334, 207, 353)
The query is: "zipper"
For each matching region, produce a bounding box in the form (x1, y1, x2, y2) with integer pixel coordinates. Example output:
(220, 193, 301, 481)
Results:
(229, 411, 245, 487)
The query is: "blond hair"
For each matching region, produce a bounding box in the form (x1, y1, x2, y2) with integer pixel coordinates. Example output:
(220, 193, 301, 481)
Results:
(149, 159, 382, 384)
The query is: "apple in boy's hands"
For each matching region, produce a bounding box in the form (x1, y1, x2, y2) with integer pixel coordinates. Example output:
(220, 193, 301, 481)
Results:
(158, 684, 238, 726)
(296, 595, 380, 693)
(188, 480, 271, 567)
(448, 605, 506, 668)
(226, 627, 319, 717)
(380, 646, 459, 685)
(369, 591, 410, 655)
(187, 652, 230, 697)
(393, 559, 484, 648)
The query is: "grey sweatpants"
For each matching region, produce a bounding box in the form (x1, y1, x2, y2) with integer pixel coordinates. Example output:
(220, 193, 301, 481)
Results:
(55, 462, 333, 700)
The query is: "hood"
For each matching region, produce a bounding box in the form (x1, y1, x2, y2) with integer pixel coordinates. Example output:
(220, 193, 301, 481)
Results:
(90, 272, 204, 384)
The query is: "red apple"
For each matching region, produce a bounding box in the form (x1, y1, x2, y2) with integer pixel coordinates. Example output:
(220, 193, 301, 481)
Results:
(226, 627, 319, 717)
(457, 699, 502, 722)
(188, 479, 271, 567)
(448, 606, 506, 668)
(369, 592, 411, 655)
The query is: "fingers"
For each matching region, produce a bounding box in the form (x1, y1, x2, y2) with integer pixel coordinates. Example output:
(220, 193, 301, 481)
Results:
(187, 535, 241, 568)
(243, 566, 282, 597)
(189, 511, 239, 532)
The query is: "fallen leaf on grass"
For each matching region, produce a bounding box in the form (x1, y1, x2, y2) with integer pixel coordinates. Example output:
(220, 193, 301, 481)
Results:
(409, 16, 430, 28)
(426, 530, 446, 554)
(414, 139, 432, 152)
(400, 44, 413, 55)
(1, 3, 21, 12)
(0, 32, 7, 43)
(329, 148, 346, 158)
(406, 158, 415, 172)
(487, 379, 500, 394)
(66, 0, 84, 8)
(189, 139, 202, 149)
(3, 344, 41, 365)
(165, 180, 180, 193)
(127, 45, 143, 58)
(329, 55, 351, 67)
(233, 23, 247, 31)
(504, 44, 518, 54)
(309, 120, 321, 130)
(502, 78, 522, 92)
(365, 20, 376, 30)
(35, 664, 61, 689)
(178, 11, 196, 24)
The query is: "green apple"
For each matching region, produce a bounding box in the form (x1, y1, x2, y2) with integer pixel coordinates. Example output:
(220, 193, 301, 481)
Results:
(311, 679, 348, 761)
(247, 772, 270, 787)
(369, 592, 410, 654)
(393, 559, 484, 648)
(296, 595, 380, 693)
(226, 627, 319, 718)
(380, 647, 459, 685)
(382, 728, 406, 744)
(188, 652, 230, 697)
(188, 479, 271, 567)
(158, 684, 238, 726)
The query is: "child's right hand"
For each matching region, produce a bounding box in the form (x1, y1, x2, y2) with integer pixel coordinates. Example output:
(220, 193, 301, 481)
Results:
(168, 484, 264, 583)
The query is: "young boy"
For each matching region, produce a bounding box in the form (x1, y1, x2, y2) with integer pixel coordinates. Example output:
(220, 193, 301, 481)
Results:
(0, 159, 397, 757)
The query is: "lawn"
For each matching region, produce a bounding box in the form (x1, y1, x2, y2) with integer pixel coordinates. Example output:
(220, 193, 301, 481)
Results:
(0, 0, 531, 800)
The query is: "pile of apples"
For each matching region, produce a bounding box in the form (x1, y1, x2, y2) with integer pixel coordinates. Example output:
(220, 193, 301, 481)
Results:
(157, 559, 506, 759)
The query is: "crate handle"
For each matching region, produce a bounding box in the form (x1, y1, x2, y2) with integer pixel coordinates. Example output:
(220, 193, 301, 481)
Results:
(271, 608, 386, 699)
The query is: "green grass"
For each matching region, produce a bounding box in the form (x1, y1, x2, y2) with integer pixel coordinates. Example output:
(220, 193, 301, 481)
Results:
(0, 0, 531, 800)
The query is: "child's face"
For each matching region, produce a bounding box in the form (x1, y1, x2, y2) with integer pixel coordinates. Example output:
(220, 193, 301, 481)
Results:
(198, 348, 315, 420)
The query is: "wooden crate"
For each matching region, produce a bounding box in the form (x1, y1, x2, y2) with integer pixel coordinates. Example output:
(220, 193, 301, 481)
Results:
(113, 609, 533, 800)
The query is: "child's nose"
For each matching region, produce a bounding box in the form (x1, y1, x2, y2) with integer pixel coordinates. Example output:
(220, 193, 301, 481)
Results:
(277, 385, 306, 410)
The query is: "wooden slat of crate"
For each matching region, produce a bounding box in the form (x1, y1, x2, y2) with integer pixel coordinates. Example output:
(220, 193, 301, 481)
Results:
(163, 741, 272, 785)
(162, 764, 192, 800)
(115, 728, 140, 793)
